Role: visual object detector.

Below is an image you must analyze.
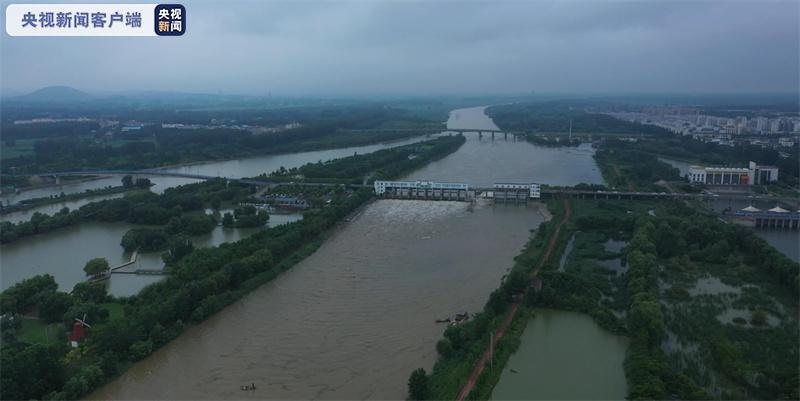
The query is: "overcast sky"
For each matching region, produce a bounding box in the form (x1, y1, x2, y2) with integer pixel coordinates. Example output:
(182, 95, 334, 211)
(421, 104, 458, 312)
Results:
(1, 0, 798, 96)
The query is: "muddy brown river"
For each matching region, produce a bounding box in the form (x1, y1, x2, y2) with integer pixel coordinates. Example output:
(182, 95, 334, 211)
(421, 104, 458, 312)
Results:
(88, 200, 548, 399)
(84, 106, 604, 399)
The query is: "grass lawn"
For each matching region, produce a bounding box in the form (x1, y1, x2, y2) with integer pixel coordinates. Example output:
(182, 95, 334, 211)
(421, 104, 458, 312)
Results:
(18, 318, 61, 345)
(100, 302, 125, 321)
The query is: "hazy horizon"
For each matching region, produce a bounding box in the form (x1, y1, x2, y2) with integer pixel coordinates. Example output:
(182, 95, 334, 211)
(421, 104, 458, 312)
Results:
(2, 0, 798, 96)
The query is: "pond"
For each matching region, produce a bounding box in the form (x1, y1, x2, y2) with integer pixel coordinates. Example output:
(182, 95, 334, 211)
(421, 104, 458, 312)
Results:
(491, 309, 628, 400)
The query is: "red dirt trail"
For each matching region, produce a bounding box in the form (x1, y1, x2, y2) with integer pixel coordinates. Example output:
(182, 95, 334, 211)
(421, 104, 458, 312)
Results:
(455, 199, 572, 401)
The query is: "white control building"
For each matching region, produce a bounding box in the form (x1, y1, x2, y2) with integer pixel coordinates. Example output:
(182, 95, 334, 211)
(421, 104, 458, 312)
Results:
(493, 183, 541, 199)
(688, 161, 779, 186)
(373, 180, 469, 194)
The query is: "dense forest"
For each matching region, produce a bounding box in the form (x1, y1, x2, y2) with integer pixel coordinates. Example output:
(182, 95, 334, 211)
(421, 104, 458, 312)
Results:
(486, 101, 673, 135)
(0, 134, 466, 401)
(1, 104, 442, 177)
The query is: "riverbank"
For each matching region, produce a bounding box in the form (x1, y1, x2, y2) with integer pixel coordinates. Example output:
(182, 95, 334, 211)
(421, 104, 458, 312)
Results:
(1, 174, 108, 196)
(410, 198, 567, 400)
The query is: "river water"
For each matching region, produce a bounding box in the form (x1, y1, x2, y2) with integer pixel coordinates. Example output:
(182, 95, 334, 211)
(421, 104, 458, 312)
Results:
(406, 107, 604, 187)
(0, 137, 432, 293)
(87, 199, 547, 400)
(491, 309, 628, 400)
(85, 106, 610, 399)
(0, 135, 431, 209)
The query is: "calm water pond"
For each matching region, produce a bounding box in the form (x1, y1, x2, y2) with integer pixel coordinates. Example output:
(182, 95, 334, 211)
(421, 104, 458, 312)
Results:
(0, 214, 302, 296)
(491, 309, 628, 401)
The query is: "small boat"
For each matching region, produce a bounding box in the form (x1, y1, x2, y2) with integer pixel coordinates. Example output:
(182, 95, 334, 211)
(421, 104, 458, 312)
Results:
(240, 383, 256, 391)
(510, 368, 518, 374)
(435, 317, 452, 323)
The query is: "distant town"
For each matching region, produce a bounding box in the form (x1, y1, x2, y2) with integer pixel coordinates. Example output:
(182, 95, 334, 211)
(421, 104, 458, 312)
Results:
(603, 107, 799, 150)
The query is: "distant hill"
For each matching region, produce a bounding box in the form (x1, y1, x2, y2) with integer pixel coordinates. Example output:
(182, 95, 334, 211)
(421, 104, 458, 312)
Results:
(13, 86, 93, 103)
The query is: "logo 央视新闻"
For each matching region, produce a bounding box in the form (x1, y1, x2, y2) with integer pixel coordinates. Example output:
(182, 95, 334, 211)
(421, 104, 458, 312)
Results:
(154, 4, 185, 36)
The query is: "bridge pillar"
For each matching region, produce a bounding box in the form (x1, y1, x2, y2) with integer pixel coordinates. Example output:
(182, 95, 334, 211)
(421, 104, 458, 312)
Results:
(491, 132, 495, 139)
(479, 132, 483, 139)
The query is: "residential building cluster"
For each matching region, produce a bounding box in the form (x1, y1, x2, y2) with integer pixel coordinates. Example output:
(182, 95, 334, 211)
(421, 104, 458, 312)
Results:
(603, 108, 799, 149)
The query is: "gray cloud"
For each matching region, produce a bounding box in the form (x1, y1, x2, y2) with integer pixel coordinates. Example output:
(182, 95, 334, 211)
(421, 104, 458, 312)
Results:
(1, 0, 797, 95)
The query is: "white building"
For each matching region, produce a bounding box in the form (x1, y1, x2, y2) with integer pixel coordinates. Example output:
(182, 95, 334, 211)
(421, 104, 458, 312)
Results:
(688, 161, 779, 186)
(373, 180, 469, 195)
(493, 183, 541, 199)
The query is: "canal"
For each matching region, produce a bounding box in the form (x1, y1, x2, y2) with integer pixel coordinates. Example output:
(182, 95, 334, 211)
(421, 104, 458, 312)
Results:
(0, 135, 432, 208)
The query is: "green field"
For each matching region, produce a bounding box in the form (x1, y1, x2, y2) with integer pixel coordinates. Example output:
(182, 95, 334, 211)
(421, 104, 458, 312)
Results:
(18, 318, 61, 345)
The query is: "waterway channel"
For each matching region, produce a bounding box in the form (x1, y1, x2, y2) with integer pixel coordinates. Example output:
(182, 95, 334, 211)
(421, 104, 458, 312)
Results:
(0, 135, 432, 208)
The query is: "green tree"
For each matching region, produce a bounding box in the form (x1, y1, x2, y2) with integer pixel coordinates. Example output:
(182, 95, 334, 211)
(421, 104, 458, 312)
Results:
(0, 343, 66, 400)
(39, 292, 73, 323)
(71, 282, 108, 304)
(407, 368, 429, 401)
(83, 257, 110, 277)
(436, 338, 453, 357)
(222, 212, 235, 228)
(210, 196, 222, 210)
(121, 175, 133, 188)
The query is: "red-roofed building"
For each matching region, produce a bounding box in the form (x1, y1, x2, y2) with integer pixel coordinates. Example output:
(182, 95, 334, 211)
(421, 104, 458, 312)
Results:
(69, 321, 87, 347)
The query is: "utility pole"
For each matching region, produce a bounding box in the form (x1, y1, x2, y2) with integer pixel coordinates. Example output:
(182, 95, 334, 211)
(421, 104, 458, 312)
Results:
(569, 119, 573, 141)
(490, 331, 494, 371)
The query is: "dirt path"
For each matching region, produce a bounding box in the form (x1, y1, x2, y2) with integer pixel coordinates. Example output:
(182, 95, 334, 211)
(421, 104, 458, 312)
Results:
(455, 199, 572, 401)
